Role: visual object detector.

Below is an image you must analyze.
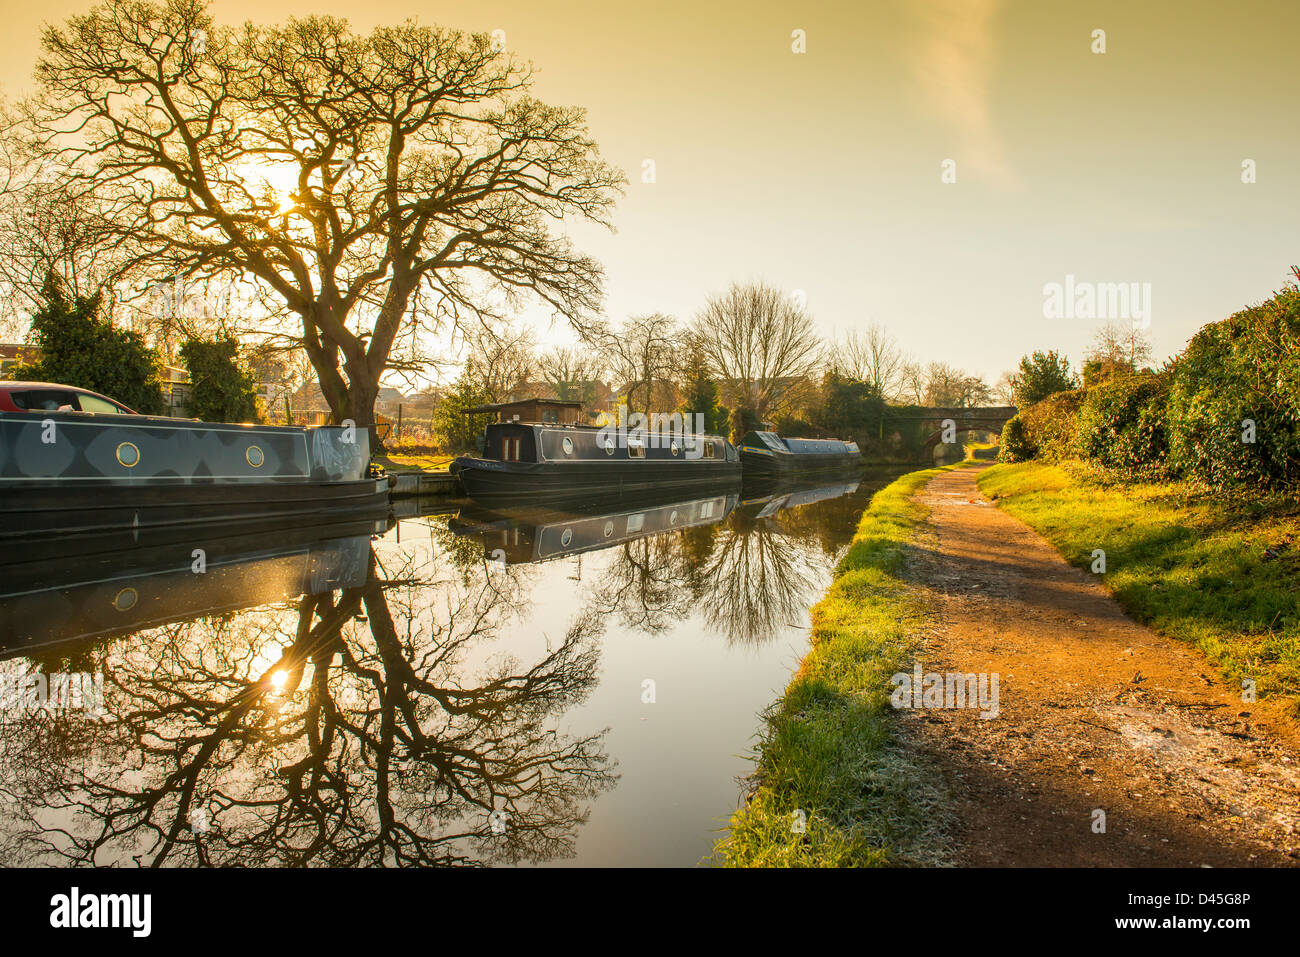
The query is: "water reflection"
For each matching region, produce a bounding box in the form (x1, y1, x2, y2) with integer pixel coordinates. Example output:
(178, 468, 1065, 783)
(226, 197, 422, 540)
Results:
(0, 472, 892, 867)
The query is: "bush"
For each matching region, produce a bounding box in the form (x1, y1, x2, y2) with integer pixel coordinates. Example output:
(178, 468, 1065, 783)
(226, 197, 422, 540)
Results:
(14, 276, 164, 414)
(1166, 284, 1300, 489)
(179, 337, 259, 423)
(1017, 389, 1086, 462)
(998, 415, 1034, 463)
(1074, 371, 1170, 478)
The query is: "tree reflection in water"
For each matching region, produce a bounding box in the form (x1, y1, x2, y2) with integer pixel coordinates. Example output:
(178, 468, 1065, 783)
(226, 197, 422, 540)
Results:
(581, 483, 868, 648)
(0, 544, 615, 867)
(697, 508, 825, 647)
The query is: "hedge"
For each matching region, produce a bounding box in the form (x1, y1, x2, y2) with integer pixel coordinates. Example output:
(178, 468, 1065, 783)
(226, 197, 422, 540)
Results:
(1166, 286, 1300, 489)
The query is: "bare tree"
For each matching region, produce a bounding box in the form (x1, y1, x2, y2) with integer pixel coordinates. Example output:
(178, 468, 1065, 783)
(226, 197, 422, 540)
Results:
(993, 370, 1017, 406)
(603, 313, 678, 416)
(538, 345, 604, 404)
(1088, 320, 1153, 373)
(924, 361, 991, 408)
(693, 281, 823, 423)
(898, 360, 927, 406)
(461, 321, 535, 402)
(19, 0, 622, 439)
(835, 324, 903, 400)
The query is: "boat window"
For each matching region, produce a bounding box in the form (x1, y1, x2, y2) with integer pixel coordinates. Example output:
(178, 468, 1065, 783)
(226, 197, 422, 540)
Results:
(503, 437, 522, 461)
(670, 440, 679, 456)
(628, 439, 645, 459)
(77, 393, 128, 414)
(703, 442, 715, 459)
(604, 437, 615, 455)
(562, 436, 574, 455)
(9, 389, 79, 411)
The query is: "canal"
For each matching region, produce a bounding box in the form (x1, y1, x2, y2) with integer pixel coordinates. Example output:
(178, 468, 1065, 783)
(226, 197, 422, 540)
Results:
(0, 469, 903, 866)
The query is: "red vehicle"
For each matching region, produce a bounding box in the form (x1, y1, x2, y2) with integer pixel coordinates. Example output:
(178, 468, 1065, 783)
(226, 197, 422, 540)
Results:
(0, 381, 137, 415)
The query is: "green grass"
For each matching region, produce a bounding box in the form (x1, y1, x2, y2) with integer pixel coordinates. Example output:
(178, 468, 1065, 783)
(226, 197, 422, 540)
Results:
(979, 462, 1300, 711)
(713, 465, 960, 867)
(379, 451, 455, 472)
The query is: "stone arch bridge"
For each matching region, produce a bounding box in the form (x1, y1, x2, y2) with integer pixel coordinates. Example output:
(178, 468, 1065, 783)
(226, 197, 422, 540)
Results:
(891, 406, 1018, 451)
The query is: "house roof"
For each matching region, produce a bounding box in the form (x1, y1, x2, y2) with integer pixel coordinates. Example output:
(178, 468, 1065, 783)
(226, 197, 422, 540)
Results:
(464, 397, 584, 414)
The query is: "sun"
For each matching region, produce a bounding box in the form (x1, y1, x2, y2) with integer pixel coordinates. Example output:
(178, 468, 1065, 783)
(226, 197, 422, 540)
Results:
(232, 158, 302, 214)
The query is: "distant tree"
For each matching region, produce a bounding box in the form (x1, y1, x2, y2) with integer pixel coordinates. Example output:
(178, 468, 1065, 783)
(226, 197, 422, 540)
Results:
(179, 336, 259, 422)
(1009, 350, 1077, 407)
(604, 313, 678, 416)
(993, 370, 1017, 405)
(538, 345, 604, 407)
(432, 360, 492, 453)
(14, 275, 164, 413)
(809, 370, 880, 443)
(462, 322, 537, 404)
(1087, 321, 1153, 377)
(835, 324, 903, 401)
(923, 362, 991, 408)
(898, 360, 927, 405)
(677, 344, 728, 436)
(693, 281, 822, 426)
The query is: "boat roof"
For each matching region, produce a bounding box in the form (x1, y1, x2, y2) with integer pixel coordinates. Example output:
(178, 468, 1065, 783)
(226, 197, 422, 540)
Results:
(744, 431, 859, 453)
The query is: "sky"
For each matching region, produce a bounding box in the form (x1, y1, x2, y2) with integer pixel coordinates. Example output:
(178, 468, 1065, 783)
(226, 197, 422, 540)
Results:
(2, 0, 1298, 387)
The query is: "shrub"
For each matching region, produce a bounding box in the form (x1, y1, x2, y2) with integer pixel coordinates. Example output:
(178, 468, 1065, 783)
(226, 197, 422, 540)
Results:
(998, 414, 1034, 462)
(179, 337, 259, 423)
(1017, 389, 1086, 462)
(1074, 371, 1170, 478)
(14, 276, 164, 414)
(1166, 284, 1300, 489)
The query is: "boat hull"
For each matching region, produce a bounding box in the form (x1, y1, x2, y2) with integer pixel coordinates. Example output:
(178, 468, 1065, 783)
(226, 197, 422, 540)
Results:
(0, 410, 387, 538)
(0, 478, 390, 540)
(452, 456, 742, 504)
(739, 448, 862, 476)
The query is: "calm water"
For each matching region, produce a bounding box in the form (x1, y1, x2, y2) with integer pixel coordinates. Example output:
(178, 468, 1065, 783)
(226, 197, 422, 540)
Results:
(0, 470, 901, 867)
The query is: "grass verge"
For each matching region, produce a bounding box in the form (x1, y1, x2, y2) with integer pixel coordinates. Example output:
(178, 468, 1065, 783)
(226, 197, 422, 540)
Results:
(713, 465, 959, 867)
(979, 461, 1300, 712)
(379, 451, 455, 472)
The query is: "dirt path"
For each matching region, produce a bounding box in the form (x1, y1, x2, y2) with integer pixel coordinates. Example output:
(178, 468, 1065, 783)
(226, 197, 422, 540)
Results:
(899, 464, 1300, 866)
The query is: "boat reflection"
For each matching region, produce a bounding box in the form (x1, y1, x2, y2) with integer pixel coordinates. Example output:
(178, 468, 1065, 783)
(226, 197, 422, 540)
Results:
(0, 515, 389, 657)
(449, 487, 742, 565)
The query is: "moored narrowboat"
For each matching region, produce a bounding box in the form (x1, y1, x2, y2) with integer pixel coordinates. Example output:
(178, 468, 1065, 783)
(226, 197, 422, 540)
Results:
(0, 406, 389, 539)
(738, 431, 861, 475)
(451, 421, 741, 503)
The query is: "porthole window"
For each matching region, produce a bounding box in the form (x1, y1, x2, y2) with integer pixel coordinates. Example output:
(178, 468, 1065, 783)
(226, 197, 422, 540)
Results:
(604, 437, 615, 455)
(115, 442, 140, 468)
(562, 437, 574, 455)
(246, 445, 265, 468)
(603, 521, 614, 538)
(560, 528, 574, 548)
(669, 510, 679, 525)
(670, 440, 679, 456)
(113, 587, 138, 612)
